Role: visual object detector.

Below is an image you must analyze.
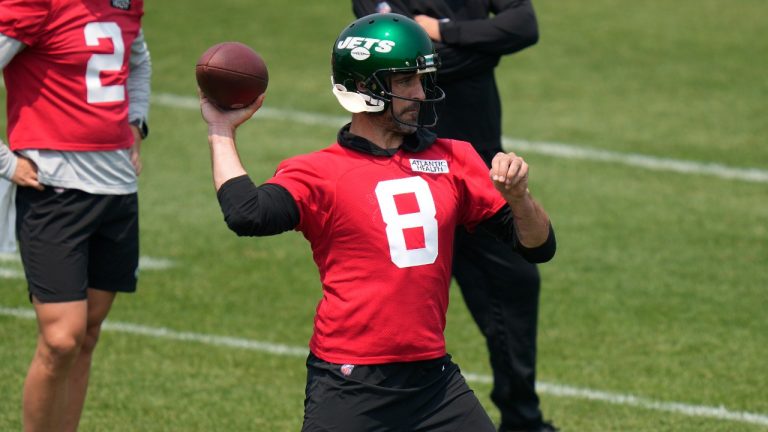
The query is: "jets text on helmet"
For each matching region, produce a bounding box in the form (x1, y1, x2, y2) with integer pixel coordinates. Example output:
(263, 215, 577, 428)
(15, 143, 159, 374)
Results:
(336, 37, 395, 53)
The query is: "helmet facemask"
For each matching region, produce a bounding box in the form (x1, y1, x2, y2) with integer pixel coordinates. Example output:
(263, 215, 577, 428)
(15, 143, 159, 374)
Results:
(363, 58, 445, 129)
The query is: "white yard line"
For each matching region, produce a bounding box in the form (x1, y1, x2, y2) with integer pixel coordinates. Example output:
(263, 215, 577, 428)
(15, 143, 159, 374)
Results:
(0, 253, 20, 262)
(502, 138, 768, 183)
(138, 256, 176, 271)
(0, 268, 23, 279)
(0, 255, 174, 279)
(2, 306, 767, 427)
(153, 92, 768, 184)
(463, 372, 768, 426)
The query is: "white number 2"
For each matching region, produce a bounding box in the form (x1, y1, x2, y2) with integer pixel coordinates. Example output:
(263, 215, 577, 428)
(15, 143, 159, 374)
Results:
(375, 177, 439, 268)
(84, 22, 125, 104)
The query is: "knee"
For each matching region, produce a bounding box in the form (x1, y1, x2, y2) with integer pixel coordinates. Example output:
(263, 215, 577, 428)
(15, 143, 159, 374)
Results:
(38, 331, 84, 370)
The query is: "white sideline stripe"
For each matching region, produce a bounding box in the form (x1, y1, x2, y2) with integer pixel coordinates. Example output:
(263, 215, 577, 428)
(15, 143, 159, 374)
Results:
(154, 92, 768, 184)
(0, 253, 19, 262)
(2, 305, 767, 427)
(153, 92, 350, 127)
(138, 256, 176, 271)
(0, 306, 307, 357)
(504, 138, 768, 183)
(0, 255, 175, 280)
(463, 372, 768, 426)
(1, 253, 175, 268)
(0, 268, 23, 278)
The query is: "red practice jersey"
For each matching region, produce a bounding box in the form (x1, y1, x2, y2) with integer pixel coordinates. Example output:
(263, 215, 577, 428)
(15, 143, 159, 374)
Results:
(0, 0, 144, 151)
(267, 138, 507, 364)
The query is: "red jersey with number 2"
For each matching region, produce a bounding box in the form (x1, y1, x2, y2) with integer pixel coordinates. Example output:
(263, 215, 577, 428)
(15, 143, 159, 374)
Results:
(267, 138, 507, 365)
(0, 0, 144, 151)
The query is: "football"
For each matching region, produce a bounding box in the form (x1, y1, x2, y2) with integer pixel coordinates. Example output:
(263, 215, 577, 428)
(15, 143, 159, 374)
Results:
(195, 42, 269, 110)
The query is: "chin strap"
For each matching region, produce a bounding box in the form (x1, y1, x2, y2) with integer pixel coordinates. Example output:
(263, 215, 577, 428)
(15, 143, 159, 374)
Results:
(331, 77, 386, 113)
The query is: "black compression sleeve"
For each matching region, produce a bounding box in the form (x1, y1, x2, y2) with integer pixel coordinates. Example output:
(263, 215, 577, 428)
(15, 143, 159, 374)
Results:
(476, 206, 556, 263)
(439, 0, 538, 56)
(216, 175, 300, 236)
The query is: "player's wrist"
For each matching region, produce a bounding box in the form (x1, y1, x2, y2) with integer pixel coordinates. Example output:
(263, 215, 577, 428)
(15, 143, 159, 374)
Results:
(208, 126, 238, 146)
(129, 118, 149, 139)
(504, 187, 531, 206)
(208, 122, 235, 135)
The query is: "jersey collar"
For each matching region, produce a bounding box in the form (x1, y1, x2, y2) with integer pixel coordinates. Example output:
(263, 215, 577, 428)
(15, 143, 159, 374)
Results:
(337, 123, 437, 157)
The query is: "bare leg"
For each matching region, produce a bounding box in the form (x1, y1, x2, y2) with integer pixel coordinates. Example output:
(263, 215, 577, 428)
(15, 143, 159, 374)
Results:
(23, 289, 116, 432)
(62, 289, 116, 432)
(23, 299, 87, 432)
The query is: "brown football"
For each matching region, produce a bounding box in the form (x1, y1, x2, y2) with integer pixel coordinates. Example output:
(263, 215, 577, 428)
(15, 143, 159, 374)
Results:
(195, 42, 269, 110)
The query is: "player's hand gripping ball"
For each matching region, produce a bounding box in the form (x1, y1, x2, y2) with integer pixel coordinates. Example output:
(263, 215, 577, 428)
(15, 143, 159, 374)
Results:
(195, 42, 269, 110)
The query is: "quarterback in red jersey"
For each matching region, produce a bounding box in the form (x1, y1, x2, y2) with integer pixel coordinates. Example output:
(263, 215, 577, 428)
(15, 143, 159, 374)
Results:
(0, 0, 150, 430)
(268, 130, 514, 365)
(351, 2, 557, 431)
(202, 13, 554, 432)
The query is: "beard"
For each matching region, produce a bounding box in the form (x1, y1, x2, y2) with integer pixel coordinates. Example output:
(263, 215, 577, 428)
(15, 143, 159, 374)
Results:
(368, 102, 420, 136)
(390, 101, 421, 133)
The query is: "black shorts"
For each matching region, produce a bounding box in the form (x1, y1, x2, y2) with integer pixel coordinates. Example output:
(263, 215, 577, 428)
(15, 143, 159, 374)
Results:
(302, 353, 495, 432)
(15, 186, 139, 303)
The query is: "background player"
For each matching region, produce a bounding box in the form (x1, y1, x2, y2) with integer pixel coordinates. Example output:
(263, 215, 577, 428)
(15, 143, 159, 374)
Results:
(0, 1, 151, 430)
(200, 13, 555, 431)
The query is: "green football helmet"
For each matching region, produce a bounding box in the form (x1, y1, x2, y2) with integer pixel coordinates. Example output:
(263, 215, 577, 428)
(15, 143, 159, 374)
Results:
(331, 13, 445, 127)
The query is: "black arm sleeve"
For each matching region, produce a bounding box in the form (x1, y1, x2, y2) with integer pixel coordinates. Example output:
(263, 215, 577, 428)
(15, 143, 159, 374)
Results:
(216, 175, 300, 237)
(352, 0, 375, 17)
(476, 206, 556, 263)
(438, 0, 538, 56)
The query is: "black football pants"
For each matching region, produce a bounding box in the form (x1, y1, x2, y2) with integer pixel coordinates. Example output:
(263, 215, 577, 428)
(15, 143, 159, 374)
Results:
(301, 353, 495, 431)
(453, 226, 544, 430)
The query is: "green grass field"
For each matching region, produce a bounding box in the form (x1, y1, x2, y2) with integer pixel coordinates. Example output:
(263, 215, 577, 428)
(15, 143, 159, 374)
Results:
(1, 0, 767, 430)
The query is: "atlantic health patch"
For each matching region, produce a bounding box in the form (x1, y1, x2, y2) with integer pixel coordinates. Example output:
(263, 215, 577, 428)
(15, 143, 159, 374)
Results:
(409, 159, 449, 174)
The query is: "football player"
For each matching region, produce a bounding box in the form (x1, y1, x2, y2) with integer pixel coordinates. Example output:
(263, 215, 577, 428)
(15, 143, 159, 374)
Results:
(351, 2, 556, 431)
(0, 0, 151, 430)
(201, 13, 554, 431)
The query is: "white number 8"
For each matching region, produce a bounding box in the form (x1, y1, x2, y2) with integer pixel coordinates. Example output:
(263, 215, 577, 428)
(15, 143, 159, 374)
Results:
(375, 177, 439, 268)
